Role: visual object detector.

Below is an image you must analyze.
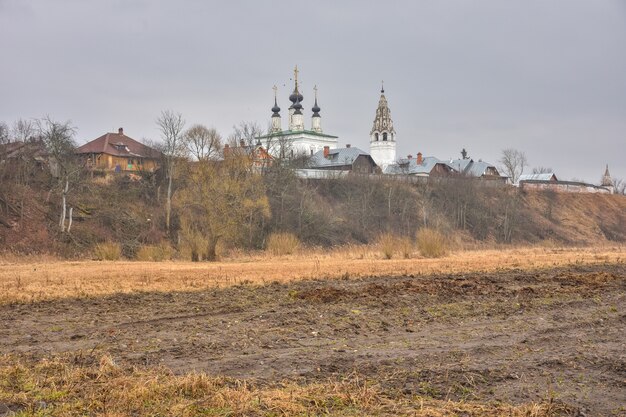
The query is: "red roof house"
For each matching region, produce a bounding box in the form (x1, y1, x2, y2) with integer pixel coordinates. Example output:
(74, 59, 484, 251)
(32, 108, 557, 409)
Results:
(76, 128, 161, 172)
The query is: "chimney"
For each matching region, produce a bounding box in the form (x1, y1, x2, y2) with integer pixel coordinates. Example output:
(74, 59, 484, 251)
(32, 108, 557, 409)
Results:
(118, 127, 124, 135)
(346, 144, 351, 148)
(416, 152, 423, 164)
(323, 146, 330, 158)
(407, 154, 412, 159)
(223, 143, 230, 156)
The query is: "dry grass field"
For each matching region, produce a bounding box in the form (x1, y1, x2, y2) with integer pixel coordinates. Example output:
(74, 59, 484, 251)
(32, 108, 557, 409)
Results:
(0, 245, 623, 304)
(0, 355, 576, 416)
(1, 245, 625, 416)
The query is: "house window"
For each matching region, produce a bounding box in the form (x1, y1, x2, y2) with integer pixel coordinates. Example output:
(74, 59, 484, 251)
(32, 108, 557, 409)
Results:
(383, 132, 388, 141)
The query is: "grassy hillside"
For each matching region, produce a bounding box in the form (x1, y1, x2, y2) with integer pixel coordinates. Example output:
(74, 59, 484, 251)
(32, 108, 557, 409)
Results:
(1, 166, 624, 258)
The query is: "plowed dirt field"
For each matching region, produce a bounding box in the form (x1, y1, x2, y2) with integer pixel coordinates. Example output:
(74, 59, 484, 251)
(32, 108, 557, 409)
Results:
(2, 263, 625, 415)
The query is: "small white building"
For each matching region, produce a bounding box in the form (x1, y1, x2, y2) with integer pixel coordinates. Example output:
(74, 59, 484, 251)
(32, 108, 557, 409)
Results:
(518, 172, 558, 183)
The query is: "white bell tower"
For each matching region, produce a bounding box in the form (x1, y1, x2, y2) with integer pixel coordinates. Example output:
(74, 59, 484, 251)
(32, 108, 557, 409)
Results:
(369, 82, 396, 169)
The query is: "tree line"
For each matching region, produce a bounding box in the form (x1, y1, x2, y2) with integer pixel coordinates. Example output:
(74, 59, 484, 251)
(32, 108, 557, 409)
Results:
(1, 114, 624, 258)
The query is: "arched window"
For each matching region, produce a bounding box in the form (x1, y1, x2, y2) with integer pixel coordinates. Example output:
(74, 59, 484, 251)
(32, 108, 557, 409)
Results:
(375, 133, 379, 141)
(383, 132, 388, 141)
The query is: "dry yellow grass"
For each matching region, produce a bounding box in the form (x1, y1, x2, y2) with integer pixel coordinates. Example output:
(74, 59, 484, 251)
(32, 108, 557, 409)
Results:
(0, 353, 574, 416)
(0, 245, 623, 304)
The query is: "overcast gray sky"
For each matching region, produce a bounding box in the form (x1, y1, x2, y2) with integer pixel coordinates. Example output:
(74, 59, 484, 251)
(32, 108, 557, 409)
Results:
(1, 0, 625, 183)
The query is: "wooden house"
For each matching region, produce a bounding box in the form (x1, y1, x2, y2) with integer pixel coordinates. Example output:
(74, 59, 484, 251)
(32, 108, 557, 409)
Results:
(308, 145, 378, 174)
(76, 128, 161, 172)
(385, 153, 454, 177)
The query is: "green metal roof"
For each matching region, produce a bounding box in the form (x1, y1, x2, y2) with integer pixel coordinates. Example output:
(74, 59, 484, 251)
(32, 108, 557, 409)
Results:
(256, 129, 338, 139)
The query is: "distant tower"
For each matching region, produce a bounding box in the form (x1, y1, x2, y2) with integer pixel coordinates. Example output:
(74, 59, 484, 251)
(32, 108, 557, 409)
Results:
(601, 164, 613, 187)
(369, 82, 396, 169)
(288, 65, 304, 131)
(270, 85, 282, 133)
(311, 85, 322, 133)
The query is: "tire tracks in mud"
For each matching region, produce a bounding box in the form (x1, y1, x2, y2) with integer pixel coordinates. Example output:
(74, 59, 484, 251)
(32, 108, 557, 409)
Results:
(1, 263, 625, 415)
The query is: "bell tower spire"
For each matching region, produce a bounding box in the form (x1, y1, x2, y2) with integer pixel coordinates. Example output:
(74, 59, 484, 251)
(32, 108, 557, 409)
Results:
(369, 83, 397, 169)
(601, 164, 613, 188)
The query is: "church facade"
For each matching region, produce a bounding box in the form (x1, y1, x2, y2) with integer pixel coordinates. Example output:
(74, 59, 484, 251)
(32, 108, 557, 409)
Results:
(256, 67, 338, 158)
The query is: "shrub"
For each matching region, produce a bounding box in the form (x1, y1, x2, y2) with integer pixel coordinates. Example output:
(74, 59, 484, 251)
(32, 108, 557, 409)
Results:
(377, 233, 397, 259)
(267, 232, 301, 256)
(135, 243, 173, 262)
(398, 236, 414, 259)
(93, 242, 122, 261)
(416, 228, 448, 258)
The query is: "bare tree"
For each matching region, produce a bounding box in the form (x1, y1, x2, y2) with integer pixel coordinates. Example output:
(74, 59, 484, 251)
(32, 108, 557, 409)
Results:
(178, 152, 269, 260)
(499, 148, 528, 184)
(0, 122, 9, 144)
(613, 178, 626, 195)
(37, 116, 78, 232)
(228, 121, 263, 147)
(184, 124, 222, 161)
(532, 166, 553, 174)
(156, 110, 186, 235)
(264, 133, 294, 161)
(12, 119, 36, 142)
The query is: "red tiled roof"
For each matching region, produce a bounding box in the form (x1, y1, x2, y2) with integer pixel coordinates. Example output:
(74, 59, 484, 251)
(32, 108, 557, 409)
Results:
(76, 130, 161, 159)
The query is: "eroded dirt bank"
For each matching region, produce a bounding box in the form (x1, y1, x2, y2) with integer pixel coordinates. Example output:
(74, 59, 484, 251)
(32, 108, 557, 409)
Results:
(2, 263, 625, 415)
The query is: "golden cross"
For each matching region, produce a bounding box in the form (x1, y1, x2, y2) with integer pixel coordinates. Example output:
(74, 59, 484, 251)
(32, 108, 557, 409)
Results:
(294, 65, 299, 86)
(313, 84, 318, 100)
(272, 85, 277, 99)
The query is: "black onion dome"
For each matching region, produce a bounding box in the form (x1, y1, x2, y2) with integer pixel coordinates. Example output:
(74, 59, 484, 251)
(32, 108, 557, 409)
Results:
(293, 98, 303, 114)
(312, 98, 321, 117)
(289, 88, 304, 104)
(271, 97, 280, 115)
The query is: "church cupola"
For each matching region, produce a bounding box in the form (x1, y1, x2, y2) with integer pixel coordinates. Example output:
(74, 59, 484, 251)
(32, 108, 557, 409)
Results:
(288, 65, 304, 131)
(270, 85, 282, 133)
(311, 85, 322, 133)
(601, 164, 613, 188)
(369, 81, 397, 169)
(255, 67, 339, 158)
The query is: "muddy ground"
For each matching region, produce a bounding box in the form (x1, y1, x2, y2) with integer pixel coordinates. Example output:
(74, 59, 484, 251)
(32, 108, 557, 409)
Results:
(2, 263, 625, 416)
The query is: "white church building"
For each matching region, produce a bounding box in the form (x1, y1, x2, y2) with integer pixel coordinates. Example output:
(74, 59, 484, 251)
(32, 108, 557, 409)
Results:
(256, 68, 400, 171)
(256, 67, 338, 158)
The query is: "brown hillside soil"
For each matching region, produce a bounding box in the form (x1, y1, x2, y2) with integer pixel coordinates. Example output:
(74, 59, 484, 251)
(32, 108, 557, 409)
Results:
(0, 246, 624, 304)
(1, 263, 624, 415)
(520, 192, 626, 243)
